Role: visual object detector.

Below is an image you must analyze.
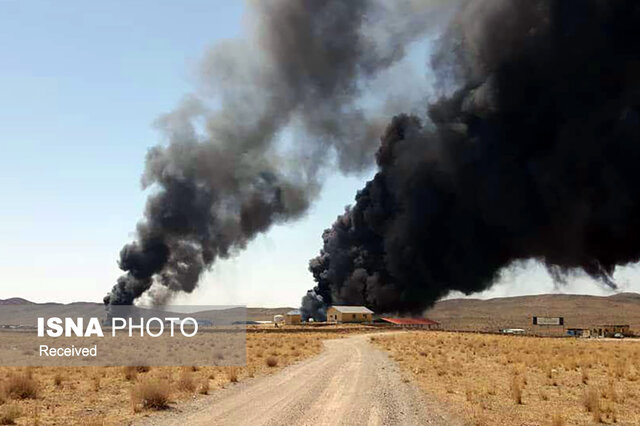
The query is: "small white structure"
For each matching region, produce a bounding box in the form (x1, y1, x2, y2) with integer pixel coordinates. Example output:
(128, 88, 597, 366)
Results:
(273, 315, 284, 325)
(501, 328, 525, 335)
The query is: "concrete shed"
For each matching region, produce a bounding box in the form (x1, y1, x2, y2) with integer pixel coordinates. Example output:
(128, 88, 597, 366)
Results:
(285, 310, 302, 325)
(327, 306, 373, 323)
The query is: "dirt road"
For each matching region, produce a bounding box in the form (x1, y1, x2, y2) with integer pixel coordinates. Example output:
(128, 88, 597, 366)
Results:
(138, 334, 460, 426)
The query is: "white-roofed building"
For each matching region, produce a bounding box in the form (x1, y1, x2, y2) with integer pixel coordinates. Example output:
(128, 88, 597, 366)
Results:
(327, 305, 373, 323)
(285, 309, 302, 325)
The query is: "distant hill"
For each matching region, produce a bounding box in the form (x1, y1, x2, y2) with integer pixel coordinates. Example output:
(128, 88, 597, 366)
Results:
(0, 297, 293, 325)
(0, 297, 35, 305)
(3, 292, 639, 331)
(425, 293, 640, 332)
(246, 307, 294, 321)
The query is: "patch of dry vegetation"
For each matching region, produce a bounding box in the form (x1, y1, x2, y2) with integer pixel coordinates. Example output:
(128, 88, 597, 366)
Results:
(2, 372, 39, 400)
(373, 332, 640, 425)
(266, 356, 278, 367)
(176, 370, 196, 393)
(0, 330, 342, 425)
(0, 405, 21, 425)
(131, 379, 171, 411)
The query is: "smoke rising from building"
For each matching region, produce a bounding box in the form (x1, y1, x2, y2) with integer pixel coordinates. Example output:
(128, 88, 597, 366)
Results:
(303, 0, 640, 320)
(104, 0, 457, 306)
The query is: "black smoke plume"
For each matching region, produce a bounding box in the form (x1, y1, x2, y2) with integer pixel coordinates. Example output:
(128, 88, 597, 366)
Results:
(105, 0, 457, 306)
(304, 0, 640, 320)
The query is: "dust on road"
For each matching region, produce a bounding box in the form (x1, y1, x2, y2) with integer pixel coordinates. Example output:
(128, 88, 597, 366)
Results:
(138, 333, 460, 426)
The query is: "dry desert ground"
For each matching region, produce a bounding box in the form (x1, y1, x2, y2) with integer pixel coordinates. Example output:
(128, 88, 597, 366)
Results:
(1, 326, 639, 425)
(372, 331, 640, 425)
(0, 328, 351, 425)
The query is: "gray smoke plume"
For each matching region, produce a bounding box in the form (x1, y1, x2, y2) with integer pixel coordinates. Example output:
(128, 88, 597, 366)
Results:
(105, 0, 458, 306)
(304, 0, 640, 320)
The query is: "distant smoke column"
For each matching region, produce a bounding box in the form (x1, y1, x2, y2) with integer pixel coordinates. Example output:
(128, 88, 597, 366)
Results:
(300, 288, 327, 322)
(105, 0, 458, 306)
(304, 0, 640, 316)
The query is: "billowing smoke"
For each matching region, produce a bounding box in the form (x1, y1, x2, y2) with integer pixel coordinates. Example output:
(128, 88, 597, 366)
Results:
(304, 0, 640, 319)
(105, 0, 458, 306)
(300, 289, 327, 322)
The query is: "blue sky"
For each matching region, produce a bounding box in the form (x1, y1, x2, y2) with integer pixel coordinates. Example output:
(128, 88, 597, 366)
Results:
(1, 1, 636, 307)
(0, 0, 373, 305)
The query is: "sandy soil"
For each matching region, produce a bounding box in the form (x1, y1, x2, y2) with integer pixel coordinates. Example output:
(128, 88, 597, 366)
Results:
(136, 333, 460, 426)
(373, 332, 640, 425)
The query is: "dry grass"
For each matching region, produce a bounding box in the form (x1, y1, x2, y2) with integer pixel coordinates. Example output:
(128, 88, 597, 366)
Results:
(0, 329, 351, 424)
(551, 412, 565, 426)
(373, 331, 640, 425)
(225, 367, 239, 383)
(511, 375, 523, 405)
(197, 378, 209, 395)
(123, 366, 138, 381)
(91, 375, 101, 392)
(2, 373, 39, 400)
(177, 370, 196, 393)
(52, 373, 63, 388)
(131, 379, 171, 411)
(0, 405, 21, 425)
(583, 386, 601, 423)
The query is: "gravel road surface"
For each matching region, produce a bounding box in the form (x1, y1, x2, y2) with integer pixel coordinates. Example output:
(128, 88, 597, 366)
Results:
(137, 333, 461, 426)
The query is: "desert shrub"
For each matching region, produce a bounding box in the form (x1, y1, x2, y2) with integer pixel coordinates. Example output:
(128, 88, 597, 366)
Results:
(198, 378, 209, 395)
(602, 380, 618, 403)
(584, 386, 599, 412)
(0, 405, 21, 425)
(545, 364, 554, 379)
(226, 367, 239, 383)
(614, 360, 627, 379)
(4, 373, 38, 400)
(135, 366, 150, 373)
(266, 356, 278, 368)
(53, 373, 63, 387)
(177, 371, 195, 392)
(123, 366, 138, 381)
(511, 375, 523, 405)
(583, 386, 601, 422)
(581, 367, 589, 384)
(131, 379, 170, 411)
(91, 375, 101, 392)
